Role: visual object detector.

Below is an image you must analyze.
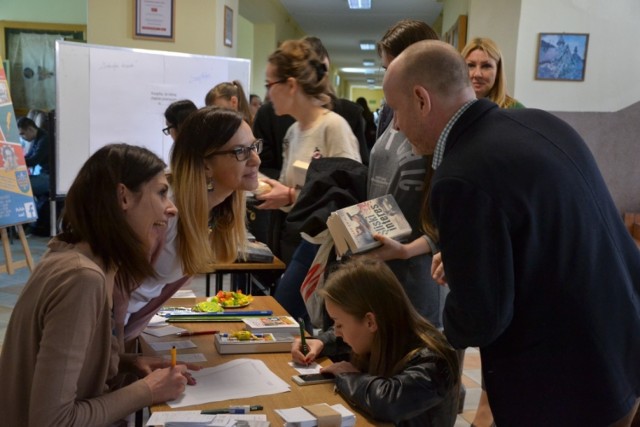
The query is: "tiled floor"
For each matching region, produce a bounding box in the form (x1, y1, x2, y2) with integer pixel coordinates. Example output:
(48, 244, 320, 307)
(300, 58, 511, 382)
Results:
(0, 231, 482, 426)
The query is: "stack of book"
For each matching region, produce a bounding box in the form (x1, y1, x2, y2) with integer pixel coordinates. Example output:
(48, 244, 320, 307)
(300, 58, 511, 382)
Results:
(275, 403, 356, 427)
(326, 194, 412, 257)
(242, 316, 301, 334)
(214, 332, 296, 354)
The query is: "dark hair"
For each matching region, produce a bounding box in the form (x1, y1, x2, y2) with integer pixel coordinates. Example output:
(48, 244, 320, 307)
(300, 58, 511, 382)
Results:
(164, 99, 197, 131)
(17, 117, 37, 130)
(356, 97, 371, 114)
(303, 36, 330, 62)
(377, 19, 439, 59)
(59, 143, 166, 286)
(170, 106, 247, 272)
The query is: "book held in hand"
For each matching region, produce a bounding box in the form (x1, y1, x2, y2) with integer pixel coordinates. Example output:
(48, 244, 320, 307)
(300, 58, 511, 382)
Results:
(242, 316, 300, 334)
(326, 194, 412, 256)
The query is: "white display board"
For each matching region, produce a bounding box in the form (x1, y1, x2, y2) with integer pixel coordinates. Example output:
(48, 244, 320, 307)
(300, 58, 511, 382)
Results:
(55, 41, 250, 194)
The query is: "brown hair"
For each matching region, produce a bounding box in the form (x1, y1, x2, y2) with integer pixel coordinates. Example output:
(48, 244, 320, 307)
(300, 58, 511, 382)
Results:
(377, 19, 439, 59)
(268, 39, 332, 107)
(320, 258, 459, 384)
(204, 80, 254, 125)
(170, 107, 247, 273)
(461, 37, 518, 108)
(59, 144, 166, 287)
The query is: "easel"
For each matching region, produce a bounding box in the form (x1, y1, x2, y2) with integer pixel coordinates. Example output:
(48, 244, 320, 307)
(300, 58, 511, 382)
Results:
(1, 224, 35, 274)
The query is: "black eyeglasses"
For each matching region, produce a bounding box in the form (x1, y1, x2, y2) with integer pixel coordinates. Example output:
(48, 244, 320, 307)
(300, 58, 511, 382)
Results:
(207, 139, 263, 162)
(162, 125, 175, 135)
(264, 79, 287, 90)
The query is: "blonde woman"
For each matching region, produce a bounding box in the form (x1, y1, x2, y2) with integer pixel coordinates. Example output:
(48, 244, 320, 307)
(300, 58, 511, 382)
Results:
(117, 107, 261, 343)
(461, 37, 524, 109)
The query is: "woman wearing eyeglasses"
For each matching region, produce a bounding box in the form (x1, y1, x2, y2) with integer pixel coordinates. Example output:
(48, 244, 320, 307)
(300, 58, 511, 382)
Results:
(114, 106, 262, 347)
(163, 99, 197, 141)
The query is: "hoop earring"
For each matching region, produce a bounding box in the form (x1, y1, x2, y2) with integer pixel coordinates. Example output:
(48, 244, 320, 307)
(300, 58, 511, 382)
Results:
(207, 178, 214, 193)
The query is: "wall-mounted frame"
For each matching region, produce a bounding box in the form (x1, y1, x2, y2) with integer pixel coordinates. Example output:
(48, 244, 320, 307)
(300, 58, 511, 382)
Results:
(133, 0, 175, 42)
(535, 33, 589, 81)
(224, 6, 233, 47)
(444, 15, 468, 52)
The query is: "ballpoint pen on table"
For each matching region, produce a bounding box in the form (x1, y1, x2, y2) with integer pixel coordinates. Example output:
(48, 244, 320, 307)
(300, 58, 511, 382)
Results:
(201, 404, 263, 415)
(298, 318, 308, 355)
(175, 330, 220, 337)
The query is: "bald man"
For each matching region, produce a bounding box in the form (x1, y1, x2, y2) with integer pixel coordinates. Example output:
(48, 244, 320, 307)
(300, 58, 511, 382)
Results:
(383, 40, 640, 427)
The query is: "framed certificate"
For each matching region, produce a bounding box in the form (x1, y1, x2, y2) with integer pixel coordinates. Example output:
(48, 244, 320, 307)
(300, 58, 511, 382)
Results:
(224, 6, 233, 47)
(134, 0, 175, 41)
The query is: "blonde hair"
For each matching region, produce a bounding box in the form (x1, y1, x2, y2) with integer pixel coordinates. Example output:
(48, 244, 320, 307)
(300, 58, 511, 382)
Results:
(204, 80, 253, 125)
(268, 39, 332, 107)
(170, 107, 247, 274)
(461, 37, 518, 109)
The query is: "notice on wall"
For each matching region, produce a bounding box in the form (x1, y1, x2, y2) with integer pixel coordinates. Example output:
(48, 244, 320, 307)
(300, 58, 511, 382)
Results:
(0, 57, 37, 227)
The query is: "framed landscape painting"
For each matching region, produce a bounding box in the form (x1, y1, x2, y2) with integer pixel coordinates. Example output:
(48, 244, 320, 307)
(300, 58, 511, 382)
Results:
(535, 33, 589, 81)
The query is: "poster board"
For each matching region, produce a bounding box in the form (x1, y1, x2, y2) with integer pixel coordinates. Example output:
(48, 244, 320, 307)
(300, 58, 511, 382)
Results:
(55, 41, 251, 195)
(0, 56, 38, 227)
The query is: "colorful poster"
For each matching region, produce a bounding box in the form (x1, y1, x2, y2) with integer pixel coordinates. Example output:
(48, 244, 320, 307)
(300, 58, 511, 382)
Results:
(0, 57, 37, 227)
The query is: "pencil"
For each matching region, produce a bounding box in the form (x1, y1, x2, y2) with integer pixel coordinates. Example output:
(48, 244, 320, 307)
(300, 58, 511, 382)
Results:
(176, 330, 219, 337)
(170, 345, 177, 367)
(298, 318, 308, 355)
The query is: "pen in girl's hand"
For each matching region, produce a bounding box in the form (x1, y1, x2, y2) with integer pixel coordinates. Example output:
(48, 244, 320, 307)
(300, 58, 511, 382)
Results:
(298, 318, 309, 355)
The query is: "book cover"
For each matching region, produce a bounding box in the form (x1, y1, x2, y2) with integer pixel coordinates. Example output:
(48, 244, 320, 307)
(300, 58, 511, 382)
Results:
(214, 332, 295, 354)
(242, 316, 300, 334)
(327, 194, 412, 256)
(238, 240, 274, 263)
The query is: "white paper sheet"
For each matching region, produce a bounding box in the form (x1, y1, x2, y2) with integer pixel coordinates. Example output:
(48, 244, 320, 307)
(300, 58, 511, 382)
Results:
(144, 325, 187, 337)
(147, 412, 268, 427)
(288, 361, 322, 375)
(168, 358, 290, 408)
(163, 353, 208, 363)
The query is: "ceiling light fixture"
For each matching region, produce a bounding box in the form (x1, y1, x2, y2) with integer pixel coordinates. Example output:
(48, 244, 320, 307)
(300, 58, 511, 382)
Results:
(362, 59, 375, 67)
(348, 0, 371, 10)
(359, 41, 376, 51)
(367, 78, 375, 84)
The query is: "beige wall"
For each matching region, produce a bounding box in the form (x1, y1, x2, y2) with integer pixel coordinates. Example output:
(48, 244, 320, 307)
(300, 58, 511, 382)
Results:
(88, 0, 239, 57)
(350, 87, 384, 111)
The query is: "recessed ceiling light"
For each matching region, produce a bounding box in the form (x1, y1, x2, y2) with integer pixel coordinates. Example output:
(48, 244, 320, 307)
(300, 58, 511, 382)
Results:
(367, 78, 375, 84)
(362, 59, 375, 67)
(359, 41, 376, 51)
(348, 0, 371, 10)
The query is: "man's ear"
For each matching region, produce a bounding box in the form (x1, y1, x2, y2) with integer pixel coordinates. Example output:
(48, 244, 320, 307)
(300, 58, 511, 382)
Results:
(413, 85, 432, 117)
(364, 312, 378, 333)
(117, 183, 129, 210)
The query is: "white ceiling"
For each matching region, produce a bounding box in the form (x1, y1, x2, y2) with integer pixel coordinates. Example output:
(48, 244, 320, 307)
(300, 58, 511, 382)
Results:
(277, 0, 443, 88)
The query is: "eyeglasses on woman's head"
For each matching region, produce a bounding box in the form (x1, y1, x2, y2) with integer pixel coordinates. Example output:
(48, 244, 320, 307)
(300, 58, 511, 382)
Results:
(207, 139, 263, 162)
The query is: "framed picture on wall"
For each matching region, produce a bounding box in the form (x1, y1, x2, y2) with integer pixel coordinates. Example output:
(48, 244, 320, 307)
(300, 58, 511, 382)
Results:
(134, 0, 175, 41)
(224, 6, 233, 47)
(535, 33, 589, 81)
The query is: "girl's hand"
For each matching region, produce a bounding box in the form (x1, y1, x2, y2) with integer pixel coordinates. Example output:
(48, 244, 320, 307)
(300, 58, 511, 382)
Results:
(321, 361, 359, 375)
(291, 338, 324, 365)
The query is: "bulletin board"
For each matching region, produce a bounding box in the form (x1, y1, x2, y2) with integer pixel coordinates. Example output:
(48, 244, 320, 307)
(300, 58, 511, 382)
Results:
(55, 41, 251, 195)
(0, 56, 37, 227)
